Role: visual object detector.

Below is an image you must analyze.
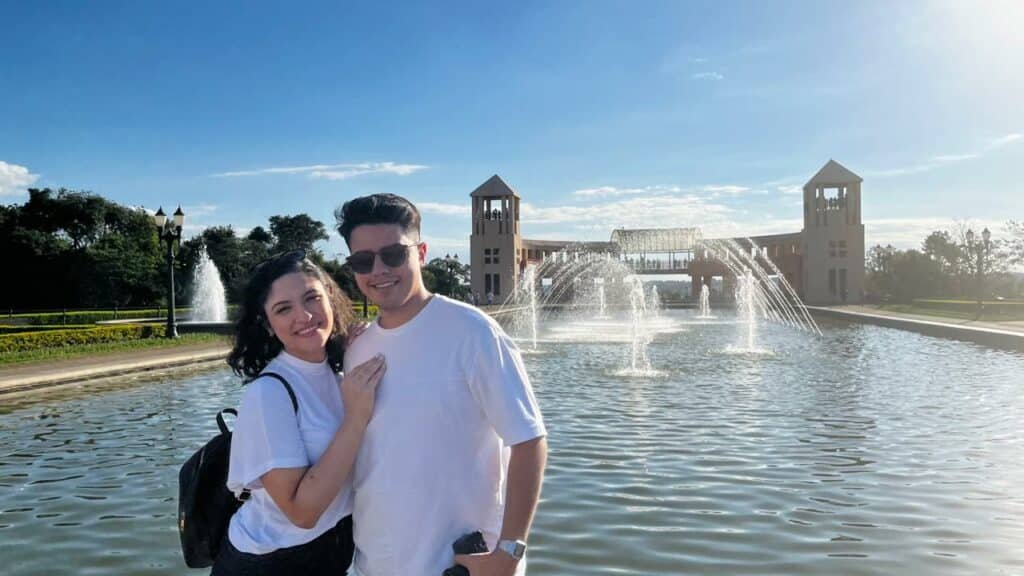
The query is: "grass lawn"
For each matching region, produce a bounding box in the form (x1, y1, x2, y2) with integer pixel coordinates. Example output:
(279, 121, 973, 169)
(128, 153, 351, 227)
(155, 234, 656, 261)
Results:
(0, 333, 229, 367)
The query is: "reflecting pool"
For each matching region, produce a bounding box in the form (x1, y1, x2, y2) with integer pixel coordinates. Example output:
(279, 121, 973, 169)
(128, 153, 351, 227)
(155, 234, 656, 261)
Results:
(1, 310, 1023, 575)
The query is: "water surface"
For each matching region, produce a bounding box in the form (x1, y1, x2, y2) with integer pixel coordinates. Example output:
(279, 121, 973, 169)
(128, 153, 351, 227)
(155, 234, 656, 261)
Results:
(1, 310, 1022, 575)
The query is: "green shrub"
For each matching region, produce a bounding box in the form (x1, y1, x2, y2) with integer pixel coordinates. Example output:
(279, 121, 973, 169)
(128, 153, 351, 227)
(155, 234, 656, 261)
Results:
(0, 324, 97, 335)
(7, 306, 238, 326)
(0, 324, 164, 354)
(15, 309, 185, 326)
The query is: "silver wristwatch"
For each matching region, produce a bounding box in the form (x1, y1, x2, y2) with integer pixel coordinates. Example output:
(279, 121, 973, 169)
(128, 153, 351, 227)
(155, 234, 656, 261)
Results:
(496, 539, 527, 560)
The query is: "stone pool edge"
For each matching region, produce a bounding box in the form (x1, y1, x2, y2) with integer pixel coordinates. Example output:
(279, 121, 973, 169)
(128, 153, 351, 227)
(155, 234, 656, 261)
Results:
(0, 310, 521, 397)
(0, 346, 231, 396)
(806, 306, 1024, 352)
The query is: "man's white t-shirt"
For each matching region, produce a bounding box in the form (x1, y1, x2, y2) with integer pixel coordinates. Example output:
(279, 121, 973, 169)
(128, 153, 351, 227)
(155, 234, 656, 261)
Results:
(226, 351, 353, 554)
(344, 295, 546, 576)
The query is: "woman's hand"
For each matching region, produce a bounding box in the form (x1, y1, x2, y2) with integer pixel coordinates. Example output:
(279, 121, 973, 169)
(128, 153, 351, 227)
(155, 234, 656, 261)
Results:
(346, 322, 370, 347)
(341, 354, 385, 427)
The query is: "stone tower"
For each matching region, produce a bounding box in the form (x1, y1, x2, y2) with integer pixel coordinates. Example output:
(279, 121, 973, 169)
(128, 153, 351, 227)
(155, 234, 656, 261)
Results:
(802, 160, 865, 305)
(469, 175, 521, 304)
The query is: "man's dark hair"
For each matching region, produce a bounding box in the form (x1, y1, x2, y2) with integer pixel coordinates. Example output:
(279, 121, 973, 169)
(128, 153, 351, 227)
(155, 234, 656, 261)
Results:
(335, 193, 421, 245)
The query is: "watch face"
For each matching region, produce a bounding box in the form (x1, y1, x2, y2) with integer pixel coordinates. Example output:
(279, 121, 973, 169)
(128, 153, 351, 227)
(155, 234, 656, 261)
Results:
(499, 540, 527, 559)
(513, 542, 527, 557)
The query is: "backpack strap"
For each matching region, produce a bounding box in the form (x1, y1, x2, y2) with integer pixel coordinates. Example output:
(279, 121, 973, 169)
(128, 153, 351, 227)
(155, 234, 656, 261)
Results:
(259, 372, 299, 414)
(216, 408, 238, 435)
(238, 371, 299, 503)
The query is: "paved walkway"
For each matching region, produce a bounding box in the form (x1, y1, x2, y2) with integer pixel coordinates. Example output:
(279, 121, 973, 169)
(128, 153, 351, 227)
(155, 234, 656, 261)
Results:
(0, 342, 230, 395)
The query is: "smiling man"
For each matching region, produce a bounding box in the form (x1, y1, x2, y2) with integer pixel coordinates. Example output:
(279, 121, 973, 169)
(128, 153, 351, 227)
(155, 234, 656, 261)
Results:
(335, 194, 547, 576)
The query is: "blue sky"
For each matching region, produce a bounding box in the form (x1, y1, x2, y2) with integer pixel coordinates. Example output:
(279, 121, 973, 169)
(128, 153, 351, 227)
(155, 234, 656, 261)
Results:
(2, 0, 1021, 259)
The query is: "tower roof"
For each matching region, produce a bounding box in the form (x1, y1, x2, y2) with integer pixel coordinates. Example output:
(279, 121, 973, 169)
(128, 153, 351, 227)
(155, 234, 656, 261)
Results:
(805, 159, 862, 187)
(470, 174, 520, 198)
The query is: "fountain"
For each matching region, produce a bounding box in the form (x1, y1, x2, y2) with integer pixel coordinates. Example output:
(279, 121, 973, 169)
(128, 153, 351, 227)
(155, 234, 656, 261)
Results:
(624, 276, 653, 374)
(732, 268, 761, 352)
(190, 247, 227, 322)
(697, 283, 714, 319)
(700, 238, 821, 336)
(649, 285, 662, 319)
(502, 238, 822, 364)
(513, 264, 540, 352)
(503, 248, 676, 375)
(172, 246, 233, 335)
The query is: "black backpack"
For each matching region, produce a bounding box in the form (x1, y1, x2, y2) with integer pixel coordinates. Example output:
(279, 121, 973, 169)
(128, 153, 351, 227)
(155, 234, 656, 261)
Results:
(178, 372, 298, 568)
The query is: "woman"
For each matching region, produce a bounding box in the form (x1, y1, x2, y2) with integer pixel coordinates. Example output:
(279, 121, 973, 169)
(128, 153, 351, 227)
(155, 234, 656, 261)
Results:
(216, 250, 384, 575)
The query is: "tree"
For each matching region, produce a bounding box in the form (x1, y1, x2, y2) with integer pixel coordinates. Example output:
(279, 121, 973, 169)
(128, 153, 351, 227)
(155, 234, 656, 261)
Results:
(422, 257, 471, 301)
(20, 188, 108, 250)
(247, 226, 273, 244)
(242, 226, 274, 271)
(865, 245, 944, 303)
(317, 256, 365, 311)
(1, 188, 164, 309)
(921, 230, 964, 295)
(865, 244, 897, 302)
(1007, 220, 1024, 266)
(269, 214, 328, 254)
(888, 249, 944, 303)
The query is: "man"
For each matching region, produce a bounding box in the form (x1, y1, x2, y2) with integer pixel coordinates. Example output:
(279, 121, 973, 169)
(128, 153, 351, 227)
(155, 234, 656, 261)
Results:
(335, 194, 547, 576)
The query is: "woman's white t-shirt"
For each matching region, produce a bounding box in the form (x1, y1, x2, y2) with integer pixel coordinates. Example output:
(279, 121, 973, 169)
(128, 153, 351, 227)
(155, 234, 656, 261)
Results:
(226, 351, 353, 554)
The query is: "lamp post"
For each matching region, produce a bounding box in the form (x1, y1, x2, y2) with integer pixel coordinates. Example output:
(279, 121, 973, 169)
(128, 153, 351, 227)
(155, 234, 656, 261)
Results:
(444, 253, 460, 298)
(965, 227, 991, 320)
(154, 206, 185, 338)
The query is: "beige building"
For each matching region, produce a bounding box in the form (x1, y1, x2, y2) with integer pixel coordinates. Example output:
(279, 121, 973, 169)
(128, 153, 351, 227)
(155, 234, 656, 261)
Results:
(800, 159, 865, 305)
(469, 160, 865, 306)
(470, 175, 521, 303)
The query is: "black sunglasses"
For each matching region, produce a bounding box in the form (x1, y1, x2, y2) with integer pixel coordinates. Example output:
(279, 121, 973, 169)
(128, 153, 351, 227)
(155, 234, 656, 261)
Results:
(345, 243, 420, 274)
(250, 249, 307, 273)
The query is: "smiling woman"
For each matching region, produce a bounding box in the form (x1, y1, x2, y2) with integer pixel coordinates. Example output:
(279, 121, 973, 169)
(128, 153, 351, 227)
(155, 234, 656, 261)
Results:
(215, 251, 385, 576)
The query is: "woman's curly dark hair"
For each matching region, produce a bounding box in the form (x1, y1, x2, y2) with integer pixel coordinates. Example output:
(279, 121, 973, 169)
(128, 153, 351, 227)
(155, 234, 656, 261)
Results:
(227, 252, 354, 380)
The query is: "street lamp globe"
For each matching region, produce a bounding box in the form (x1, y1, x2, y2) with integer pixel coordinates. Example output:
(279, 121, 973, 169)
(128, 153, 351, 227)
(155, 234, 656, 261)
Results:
(966, 229, 975, 244)
(982, 227, 991, 244)
(154, 206, 167, 229)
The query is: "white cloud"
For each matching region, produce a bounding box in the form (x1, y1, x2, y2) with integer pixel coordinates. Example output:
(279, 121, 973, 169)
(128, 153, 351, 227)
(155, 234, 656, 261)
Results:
(863, 163, 935, 178)
(863, 217, 1011, 250)
(777, 185, 802, 195)
(213, 161, 428, 180)
(0, 161, 39, 196)
(692, 71, 724, 81)
(931, 153, 979, 163)
(868, 132, 1022, 179)
(573, 184, 753, 199)
(520, 195, 734, 228)
(416, 201, 471, 216)
(702, 184, 749, 196)
(182, 203, 218, 218)
(572, 185, 681, 198)
(988, 133, 1022, 149)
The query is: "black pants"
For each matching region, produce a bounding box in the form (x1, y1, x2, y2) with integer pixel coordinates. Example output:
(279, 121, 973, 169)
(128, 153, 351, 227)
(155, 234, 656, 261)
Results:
(211, 515, 353, 576)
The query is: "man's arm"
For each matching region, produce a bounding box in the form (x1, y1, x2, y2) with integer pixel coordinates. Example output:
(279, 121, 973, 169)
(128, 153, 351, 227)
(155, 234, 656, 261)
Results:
(500, 436, 547, 541)
(455, 435, 547, 576)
